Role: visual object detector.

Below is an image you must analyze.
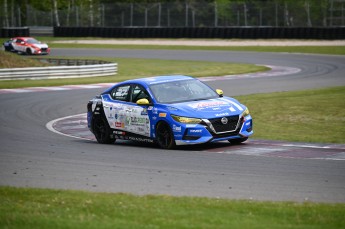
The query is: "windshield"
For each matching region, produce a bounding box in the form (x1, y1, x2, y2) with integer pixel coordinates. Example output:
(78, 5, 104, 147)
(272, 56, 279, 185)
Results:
(26, 38, 40, 44)
(149, 79, 218, 103)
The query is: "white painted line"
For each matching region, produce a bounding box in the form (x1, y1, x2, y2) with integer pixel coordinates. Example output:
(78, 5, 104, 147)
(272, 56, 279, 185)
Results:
(282, 144, 331, 149)
(46, 113, 92, 141)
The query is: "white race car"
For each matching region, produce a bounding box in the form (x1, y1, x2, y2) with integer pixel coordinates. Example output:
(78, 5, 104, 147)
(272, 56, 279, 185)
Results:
(8, 37, 50, 55)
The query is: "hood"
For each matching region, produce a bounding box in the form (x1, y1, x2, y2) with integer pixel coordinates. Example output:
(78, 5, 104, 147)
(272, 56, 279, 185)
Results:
(31, 43, 48, 49)
(167, 97, 245, 119)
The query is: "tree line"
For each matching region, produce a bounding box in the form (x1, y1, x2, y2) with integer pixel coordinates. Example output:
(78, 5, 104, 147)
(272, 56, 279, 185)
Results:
(1, 0, 343, 27)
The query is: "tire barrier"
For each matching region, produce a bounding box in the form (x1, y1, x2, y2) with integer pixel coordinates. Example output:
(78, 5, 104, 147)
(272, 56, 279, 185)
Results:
(54, 27, 345, 40)
(0, 27, 30, 38)
(0, 59, 117, 80)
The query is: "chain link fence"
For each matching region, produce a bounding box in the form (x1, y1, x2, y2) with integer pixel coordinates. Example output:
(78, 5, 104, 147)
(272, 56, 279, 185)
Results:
(2, 1, 345, 28)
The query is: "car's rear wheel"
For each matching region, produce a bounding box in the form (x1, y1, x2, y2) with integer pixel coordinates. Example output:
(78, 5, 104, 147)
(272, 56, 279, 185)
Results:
(26, 48, 32, 55)
(92, 114, 115, 144)
(228, 137, 248, 144)
(156, 122, 176, 149)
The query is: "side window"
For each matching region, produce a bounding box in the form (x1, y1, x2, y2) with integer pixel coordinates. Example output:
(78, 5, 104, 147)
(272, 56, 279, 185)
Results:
(110, 85, 131, 101)
(131, 85, 150, 103)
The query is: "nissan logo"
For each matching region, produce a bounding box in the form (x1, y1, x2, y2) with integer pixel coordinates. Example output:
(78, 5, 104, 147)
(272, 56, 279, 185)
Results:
(221, 117, 228, 125)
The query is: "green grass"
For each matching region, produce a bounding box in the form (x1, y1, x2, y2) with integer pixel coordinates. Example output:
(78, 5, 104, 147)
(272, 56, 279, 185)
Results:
(2, 37, 345, 55)
(50, 43, 345, 55)
(236, 86, 345, 144)
(1, 186, 344, 229)
(0, 53, 268, 89)
(0, 50, 49, 68)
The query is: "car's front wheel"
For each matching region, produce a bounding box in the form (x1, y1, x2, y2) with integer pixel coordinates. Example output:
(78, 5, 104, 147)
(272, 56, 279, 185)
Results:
(92, 115, 115, 144)
(26, 48, 32, 55)
(228, 137, 248, 144)
(156, 122, 176, 149)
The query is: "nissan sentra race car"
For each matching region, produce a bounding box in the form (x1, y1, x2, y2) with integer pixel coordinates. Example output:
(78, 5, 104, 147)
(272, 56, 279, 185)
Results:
(6, 37, 50, 55)
(87, 75, 253, 149)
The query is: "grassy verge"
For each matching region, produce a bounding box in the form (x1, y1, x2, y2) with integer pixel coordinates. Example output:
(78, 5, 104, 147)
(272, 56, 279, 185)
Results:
(50, 43, 345, 55)
(236, 86, 345, 144)
(1, 186, 344, 229)
(0, 50, 49, 68)
(0, 53, 268, 89)
(2, 37, 345, 55)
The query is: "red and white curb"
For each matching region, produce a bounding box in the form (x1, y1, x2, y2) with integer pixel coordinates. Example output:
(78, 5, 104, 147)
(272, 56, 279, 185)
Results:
(47, 113, 345, 161)
(0, 65, 300, 94)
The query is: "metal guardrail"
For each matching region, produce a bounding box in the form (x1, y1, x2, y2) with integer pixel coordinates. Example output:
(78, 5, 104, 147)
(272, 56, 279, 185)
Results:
(0, 59, 117, 80)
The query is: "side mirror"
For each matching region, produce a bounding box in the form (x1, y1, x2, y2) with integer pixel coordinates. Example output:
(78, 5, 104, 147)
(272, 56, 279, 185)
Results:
(216, 89, 223, 97)
(136, 98, 150, 105)
(20, 41, 25, 45)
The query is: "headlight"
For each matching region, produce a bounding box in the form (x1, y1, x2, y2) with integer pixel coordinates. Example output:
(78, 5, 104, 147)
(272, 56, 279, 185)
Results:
(242, 108, 250, 117)
(171, 115, 202, 124)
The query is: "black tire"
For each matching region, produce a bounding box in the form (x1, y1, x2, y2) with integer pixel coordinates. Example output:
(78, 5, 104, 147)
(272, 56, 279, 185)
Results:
(156, 122, 176, 149)
(26, 48, 32, 55)
(92, 114, 115, 144)
(228, 137, 248, 144)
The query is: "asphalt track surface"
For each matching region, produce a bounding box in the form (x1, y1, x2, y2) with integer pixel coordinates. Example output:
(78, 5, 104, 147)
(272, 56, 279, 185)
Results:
(1, 48, 345, 203)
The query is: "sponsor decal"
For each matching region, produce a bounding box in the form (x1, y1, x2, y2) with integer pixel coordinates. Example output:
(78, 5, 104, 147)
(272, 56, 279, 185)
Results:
(138, 127, 146, 132)
(167, 106, 178, 111)
(186, 124, 198, 128)
(215, 112, 229, 117)
(128, 136, 154, 143)
(229, 106, 236, 112)
(226, 99, 244, 111)
(188, 100, 229, 111)
(189, 129, 202, 133)
(148, 106, 153, 110)
(159, 113, 167, 118)
(130, 116, 147, 125)
(141, 108, 148, 115)
(173, 124, 182, 132)
(113, 131, 126, 135)
(126, 117, 131, 125)
(153, 108, 158, 114)
(152, 116, 157, 120)
(115, 122, 124, 128)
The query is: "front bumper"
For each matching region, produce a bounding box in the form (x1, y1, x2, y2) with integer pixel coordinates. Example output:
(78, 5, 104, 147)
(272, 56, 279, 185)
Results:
(174, 115, 253, 145)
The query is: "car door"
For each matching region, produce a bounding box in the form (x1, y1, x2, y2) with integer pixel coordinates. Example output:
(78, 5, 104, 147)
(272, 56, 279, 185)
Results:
(102, 84, 151, 137)
(128, 84, 152, 137)
(13, 38, 25, 52)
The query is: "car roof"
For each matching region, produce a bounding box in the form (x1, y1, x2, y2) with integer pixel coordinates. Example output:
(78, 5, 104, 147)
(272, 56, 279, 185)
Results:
(124, 75, 195, 86)
(12, 37, 34, 40)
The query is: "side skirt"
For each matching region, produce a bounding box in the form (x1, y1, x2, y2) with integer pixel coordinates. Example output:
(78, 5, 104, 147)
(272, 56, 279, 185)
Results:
(112, 129, 154, 143)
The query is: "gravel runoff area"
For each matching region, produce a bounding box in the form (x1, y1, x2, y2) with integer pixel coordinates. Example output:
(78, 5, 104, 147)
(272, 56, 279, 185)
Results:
(53, 39, 345, 46)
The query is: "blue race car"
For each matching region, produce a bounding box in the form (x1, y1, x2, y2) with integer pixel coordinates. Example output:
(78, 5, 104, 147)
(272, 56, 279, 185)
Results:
(87, 75, 253, 149)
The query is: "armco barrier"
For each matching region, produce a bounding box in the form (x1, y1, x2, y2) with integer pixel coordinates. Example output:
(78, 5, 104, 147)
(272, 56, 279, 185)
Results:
(0, 59, 117, 80)
(54, 26, 345, 40)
